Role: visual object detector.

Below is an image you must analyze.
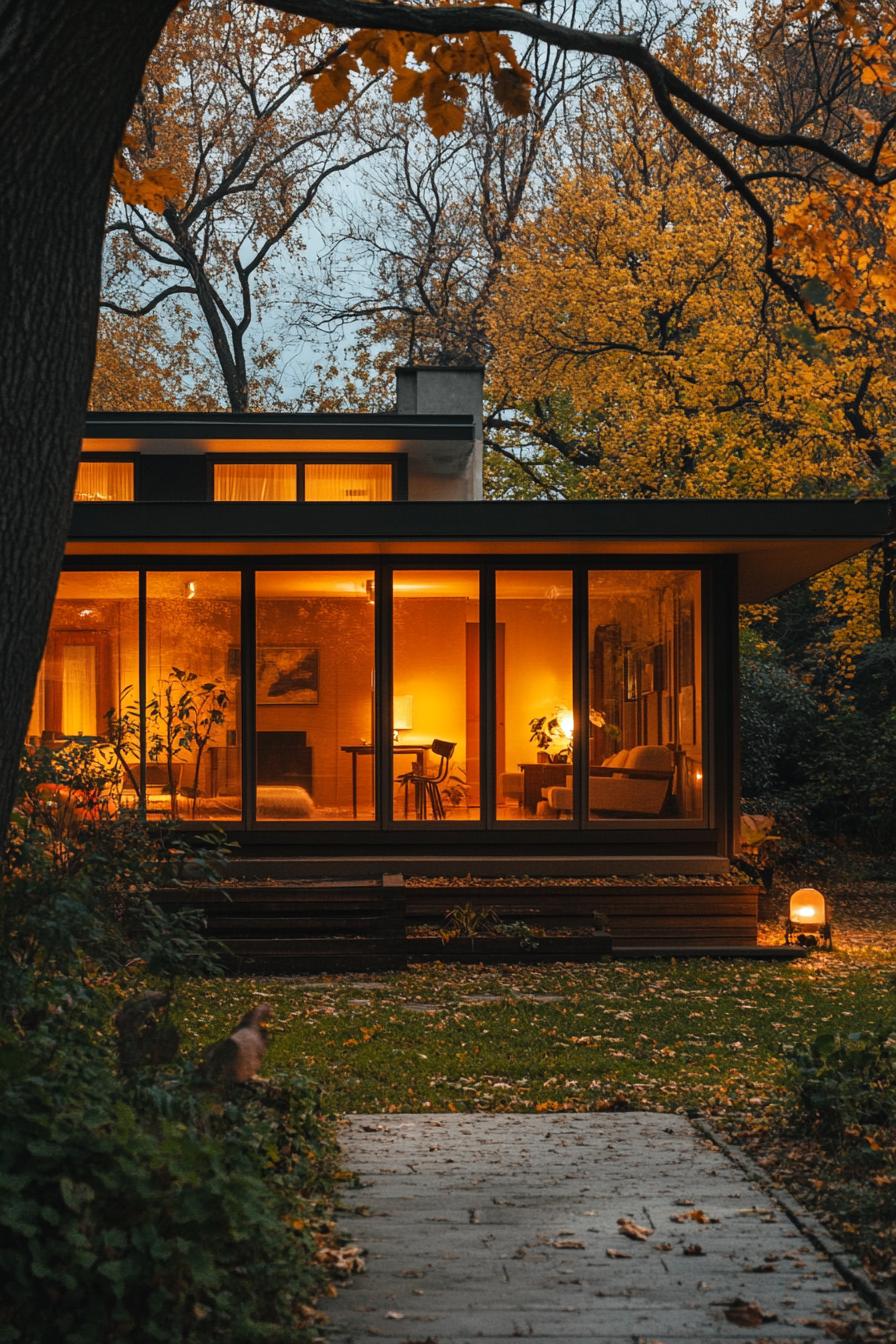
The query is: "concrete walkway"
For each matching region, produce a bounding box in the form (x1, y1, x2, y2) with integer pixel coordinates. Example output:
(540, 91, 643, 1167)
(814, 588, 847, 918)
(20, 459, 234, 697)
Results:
(323, 1113, 873, 1343)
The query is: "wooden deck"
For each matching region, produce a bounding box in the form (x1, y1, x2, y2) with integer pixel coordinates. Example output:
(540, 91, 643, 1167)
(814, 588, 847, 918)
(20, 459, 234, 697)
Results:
(154, 865, 761, 969)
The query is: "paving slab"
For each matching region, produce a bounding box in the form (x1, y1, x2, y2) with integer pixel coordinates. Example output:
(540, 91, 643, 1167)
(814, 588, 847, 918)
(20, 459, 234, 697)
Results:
(322, 1113, 874, 1344)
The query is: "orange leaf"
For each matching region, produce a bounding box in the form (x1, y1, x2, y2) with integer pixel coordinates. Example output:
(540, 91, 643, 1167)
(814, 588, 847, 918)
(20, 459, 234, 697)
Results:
(425, 100, 466, 137)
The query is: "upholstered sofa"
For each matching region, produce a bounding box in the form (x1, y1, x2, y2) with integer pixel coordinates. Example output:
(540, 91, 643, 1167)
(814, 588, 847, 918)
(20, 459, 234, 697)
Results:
(541, 746, 674, 818)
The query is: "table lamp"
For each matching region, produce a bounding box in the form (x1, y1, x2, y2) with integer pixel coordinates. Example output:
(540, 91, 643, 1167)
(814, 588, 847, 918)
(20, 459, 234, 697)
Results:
(393, 695, 414, 742)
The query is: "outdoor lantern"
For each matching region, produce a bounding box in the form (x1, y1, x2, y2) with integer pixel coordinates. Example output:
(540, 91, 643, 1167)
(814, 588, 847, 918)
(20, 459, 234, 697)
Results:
(785, 887, 832, 950)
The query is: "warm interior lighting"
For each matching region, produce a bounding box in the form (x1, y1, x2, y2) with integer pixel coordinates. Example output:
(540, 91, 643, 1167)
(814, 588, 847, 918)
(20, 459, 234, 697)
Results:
(557, 710, 574, 740)
(214, 463, 297, 502)
(786, 887, 831, 950)
(74, 461, 134, 502)
(393, 695, 414, 741)
(184, 581, 197, 600)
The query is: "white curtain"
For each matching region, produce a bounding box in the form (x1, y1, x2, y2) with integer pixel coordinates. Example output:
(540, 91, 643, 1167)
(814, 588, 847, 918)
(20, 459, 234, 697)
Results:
(214, 463, 296, 501)
(74, 461, 134, 501)
(61, 645, 96, 736)
(304, 463, 392, 501)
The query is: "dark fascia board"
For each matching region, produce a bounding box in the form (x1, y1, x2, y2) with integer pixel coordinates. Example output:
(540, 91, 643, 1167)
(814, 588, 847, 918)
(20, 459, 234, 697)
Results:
(83, 410, 474, 443)
(68, 497, 891, 543)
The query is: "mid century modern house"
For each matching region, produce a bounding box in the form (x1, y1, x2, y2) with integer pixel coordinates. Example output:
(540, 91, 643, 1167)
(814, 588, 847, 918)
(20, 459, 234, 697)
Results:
(32, 367, 889, 898)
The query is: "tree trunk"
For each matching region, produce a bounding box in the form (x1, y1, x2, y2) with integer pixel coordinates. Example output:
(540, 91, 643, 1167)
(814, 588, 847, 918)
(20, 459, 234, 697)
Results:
(0, 0, 176, 840)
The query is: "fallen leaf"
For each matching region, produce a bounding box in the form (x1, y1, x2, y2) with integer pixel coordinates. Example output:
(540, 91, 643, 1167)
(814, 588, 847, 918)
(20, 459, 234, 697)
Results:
(617, 1217, 653, 1240)
(683, 1243, 705, 1256)
(385, 1310, 405, 1319)
(724, 1298, 777, 1327)
(606, 1247, 631, 1259)
(671, 1208, 710, 1223)
(552, 1238, 585, 1249)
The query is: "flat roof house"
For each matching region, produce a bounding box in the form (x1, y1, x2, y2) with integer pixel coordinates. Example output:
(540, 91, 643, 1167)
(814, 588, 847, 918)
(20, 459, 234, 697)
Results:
(31, 366, 889, 941)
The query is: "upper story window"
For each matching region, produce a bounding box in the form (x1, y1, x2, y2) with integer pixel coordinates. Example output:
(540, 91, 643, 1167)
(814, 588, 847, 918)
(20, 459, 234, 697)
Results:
(74, 460, 134, 502)
(214, 463, 297, 502)
(212, 458, 398, 502)
(304, 462, 392, 502)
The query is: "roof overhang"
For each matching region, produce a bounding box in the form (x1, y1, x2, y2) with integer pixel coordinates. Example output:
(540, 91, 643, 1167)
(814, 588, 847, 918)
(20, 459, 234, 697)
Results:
(66, 498, 891, 603)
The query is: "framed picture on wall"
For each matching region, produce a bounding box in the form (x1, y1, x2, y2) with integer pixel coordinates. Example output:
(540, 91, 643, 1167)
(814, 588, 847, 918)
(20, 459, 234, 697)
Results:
(257, 645, 319, 705)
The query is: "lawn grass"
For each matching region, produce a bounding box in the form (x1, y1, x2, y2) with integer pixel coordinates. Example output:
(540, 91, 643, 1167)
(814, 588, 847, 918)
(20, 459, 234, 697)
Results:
(175, 879, 895, 1295)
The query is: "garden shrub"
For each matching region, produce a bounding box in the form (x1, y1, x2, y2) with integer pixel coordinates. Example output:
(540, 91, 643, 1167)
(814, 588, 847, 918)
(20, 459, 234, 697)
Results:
(1, 746, 338, 1344)
(739, 639, 817, 798)
(788, 1025, 896, 1141)
(0, 1005, 336, 1344)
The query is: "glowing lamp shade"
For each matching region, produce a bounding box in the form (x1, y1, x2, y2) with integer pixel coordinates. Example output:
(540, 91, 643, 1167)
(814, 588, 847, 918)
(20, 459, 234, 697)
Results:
(789, 887, 826, 925)
(786, 886, 832, 950)
(557, 710, 574, 740)
(392, 695, 414, 733)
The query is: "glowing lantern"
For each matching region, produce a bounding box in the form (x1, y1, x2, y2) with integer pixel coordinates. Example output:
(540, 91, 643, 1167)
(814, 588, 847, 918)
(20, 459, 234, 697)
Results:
(785, 887, 832, 950)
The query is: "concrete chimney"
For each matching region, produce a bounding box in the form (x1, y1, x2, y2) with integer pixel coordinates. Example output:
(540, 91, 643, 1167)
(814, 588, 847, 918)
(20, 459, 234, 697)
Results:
(396, 365, 484, 501)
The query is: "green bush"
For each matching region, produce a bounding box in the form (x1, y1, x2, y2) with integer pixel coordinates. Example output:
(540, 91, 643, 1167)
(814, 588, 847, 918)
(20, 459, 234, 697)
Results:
(788, 1025, 896, 1141)
(740, 640, 817, 798)
(1, 746, 337, 1344)
(0, 1008, 336, 1344)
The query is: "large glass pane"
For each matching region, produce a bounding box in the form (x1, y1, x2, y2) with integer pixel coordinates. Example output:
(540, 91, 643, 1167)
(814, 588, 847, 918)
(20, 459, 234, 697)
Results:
(28, 571, 140, 804)
(74, 461, 134, 501)
(255, 570, 375, 821)
(495, 571, 573, 821)
(304, 462, 392, 501)
(214, 463, 297, 501)
(29, 570, 139, 736)
(392, 570, 479, 822)
(145, 572, 242, 821)
(588, 570, 703, 822)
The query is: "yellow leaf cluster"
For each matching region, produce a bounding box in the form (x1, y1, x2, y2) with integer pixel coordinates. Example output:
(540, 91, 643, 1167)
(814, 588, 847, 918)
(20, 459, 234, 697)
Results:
(488, 137, 893, 504)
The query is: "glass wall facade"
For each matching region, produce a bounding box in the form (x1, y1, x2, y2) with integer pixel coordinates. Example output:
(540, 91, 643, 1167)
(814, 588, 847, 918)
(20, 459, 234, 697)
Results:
(30, 563, 706, 833)
(586, 569, 703, 821)
(29, 572, 139, 745)
(255, 571, 375, 821)
(495, 571, 573, 821)
(392, 570, 480, 821)
(145, 572, 242, 820)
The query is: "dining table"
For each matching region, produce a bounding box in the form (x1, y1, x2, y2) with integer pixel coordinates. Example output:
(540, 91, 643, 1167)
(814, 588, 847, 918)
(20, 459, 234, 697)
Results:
(340, 742, 430, 818)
